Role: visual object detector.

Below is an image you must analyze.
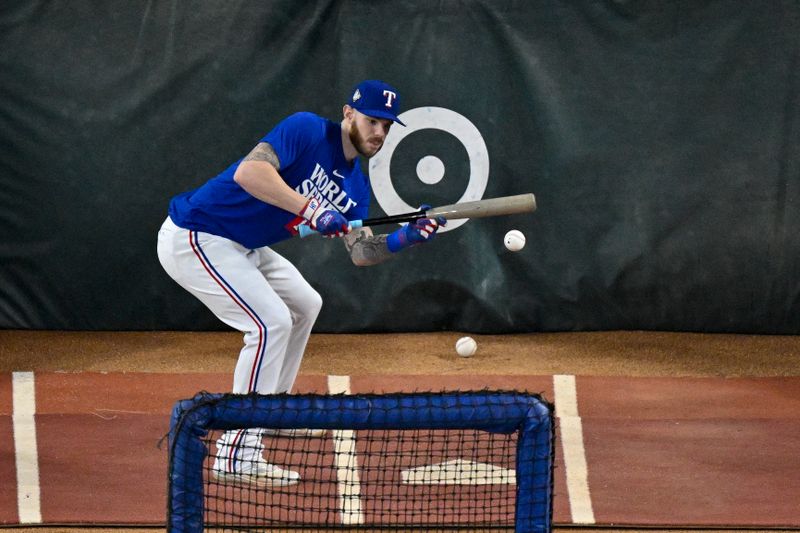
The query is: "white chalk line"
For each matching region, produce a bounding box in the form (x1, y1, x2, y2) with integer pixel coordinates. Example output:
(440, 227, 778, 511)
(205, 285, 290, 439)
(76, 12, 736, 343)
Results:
(12, 371, 42, 523)
(327, 375, 364, 525)
(553, 374, 595, 524)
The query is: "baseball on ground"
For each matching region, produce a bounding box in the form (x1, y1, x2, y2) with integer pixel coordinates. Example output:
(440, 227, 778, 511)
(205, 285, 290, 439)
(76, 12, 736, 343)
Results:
(504, 229, 526, 252)
(455, 336, 477, 357)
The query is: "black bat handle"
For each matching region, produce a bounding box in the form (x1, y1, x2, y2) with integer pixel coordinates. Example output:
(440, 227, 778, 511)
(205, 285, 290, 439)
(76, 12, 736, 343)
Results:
(358, 209, 428, 227)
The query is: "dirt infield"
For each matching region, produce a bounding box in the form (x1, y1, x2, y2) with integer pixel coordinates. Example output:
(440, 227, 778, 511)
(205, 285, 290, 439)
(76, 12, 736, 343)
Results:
(2, 330, 798, 377)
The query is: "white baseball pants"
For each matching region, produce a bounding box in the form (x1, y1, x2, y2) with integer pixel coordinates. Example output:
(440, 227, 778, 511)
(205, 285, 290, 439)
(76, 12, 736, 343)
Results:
(157, 216, 322, 395)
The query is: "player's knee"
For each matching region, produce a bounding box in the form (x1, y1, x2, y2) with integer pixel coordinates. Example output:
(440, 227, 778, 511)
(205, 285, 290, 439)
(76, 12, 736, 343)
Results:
(282, 284, 322, 325)
(270, 305, 294, 334)
(303, 289, 323, 320)
(293, 287, 322, 323)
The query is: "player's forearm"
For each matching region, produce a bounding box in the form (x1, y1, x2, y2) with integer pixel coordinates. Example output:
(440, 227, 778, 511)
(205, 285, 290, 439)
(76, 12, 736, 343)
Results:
(234, 160, 307, 214)
(343, 228, 394, 266)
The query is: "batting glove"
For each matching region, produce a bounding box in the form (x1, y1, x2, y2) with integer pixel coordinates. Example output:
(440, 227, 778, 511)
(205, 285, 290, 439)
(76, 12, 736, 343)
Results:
(387, 206, 446, 253)
(300, 197, 350, 237)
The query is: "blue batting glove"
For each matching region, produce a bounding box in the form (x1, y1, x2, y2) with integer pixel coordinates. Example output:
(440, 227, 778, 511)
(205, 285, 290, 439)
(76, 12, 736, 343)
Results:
(416, 204, 446, 227)
(416, 204, 447, 232)
(300, 197, 350, 237)
(314, 210, 350, 236)
(387, 206, 446, 253)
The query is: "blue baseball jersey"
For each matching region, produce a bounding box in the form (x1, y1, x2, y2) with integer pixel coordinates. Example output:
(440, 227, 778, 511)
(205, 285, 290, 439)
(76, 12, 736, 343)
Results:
(168, 112, 371, 249)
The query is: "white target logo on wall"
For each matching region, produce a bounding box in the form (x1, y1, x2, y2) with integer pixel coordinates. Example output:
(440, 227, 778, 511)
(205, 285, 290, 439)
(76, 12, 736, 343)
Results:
(369, 106, 489, 232)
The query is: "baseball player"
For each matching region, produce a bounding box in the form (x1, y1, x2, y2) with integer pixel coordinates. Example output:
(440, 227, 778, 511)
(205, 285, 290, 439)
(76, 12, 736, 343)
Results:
(156, 80, 446, 486)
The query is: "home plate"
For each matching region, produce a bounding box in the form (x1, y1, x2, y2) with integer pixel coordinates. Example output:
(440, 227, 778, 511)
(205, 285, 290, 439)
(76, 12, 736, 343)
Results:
(401, 459, 516, 485)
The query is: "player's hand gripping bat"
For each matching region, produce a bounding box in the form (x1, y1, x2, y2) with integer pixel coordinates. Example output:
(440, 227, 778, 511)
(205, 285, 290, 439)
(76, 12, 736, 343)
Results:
(297, 193, 537, 238)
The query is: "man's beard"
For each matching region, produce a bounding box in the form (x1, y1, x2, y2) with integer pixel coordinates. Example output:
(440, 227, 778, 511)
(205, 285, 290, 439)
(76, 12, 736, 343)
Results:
(349, 122, 382, 158)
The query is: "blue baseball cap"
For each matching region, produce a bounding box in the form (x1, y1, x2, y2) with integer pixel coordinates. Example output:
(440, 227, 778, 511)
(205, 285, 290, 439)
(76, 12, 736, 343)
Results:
(347, 79, 405, 126)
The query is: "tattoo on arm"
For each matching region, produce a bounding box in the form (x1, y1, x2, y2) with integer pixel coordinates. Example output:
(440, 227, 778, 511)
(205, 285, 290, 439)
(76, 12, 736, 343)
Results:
(243, 142, 281, 170)
(343, 228, 394, 266)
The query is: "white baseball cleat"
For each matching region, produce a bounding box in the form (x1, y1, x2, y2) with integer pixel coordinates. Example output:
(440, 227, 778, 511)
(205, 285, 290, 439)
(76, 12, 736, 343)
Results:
(212, 458, 300, 487)
(261, 428, 327, 438)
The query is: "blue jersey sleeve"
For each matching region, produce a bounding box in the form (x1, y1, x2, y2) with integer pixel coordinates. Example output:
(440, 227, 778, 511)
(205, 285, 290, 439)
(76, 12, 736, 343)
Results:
(348, 173, 370, 221)
(261, 112, 326, 170)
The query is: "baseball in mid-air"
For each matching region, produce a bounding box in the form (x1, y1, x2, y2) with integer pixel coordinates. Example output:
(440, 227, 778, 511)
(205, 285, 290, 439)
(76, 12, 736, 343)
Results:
(455, 336, 477, 358)
(504, 229, 526, 252)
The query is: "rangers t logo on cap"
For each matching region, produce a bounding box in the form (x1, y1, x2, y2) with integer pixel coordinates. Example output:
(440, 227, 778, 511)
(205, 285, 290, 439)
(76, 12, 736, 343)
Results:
(382, 90, 397, 108)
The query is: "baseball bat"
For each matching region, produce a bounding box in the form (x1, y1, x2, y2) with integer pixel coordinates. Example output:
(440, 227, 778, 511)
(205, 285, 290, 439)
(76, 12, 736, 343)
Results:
(298, 193, 536, 238)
